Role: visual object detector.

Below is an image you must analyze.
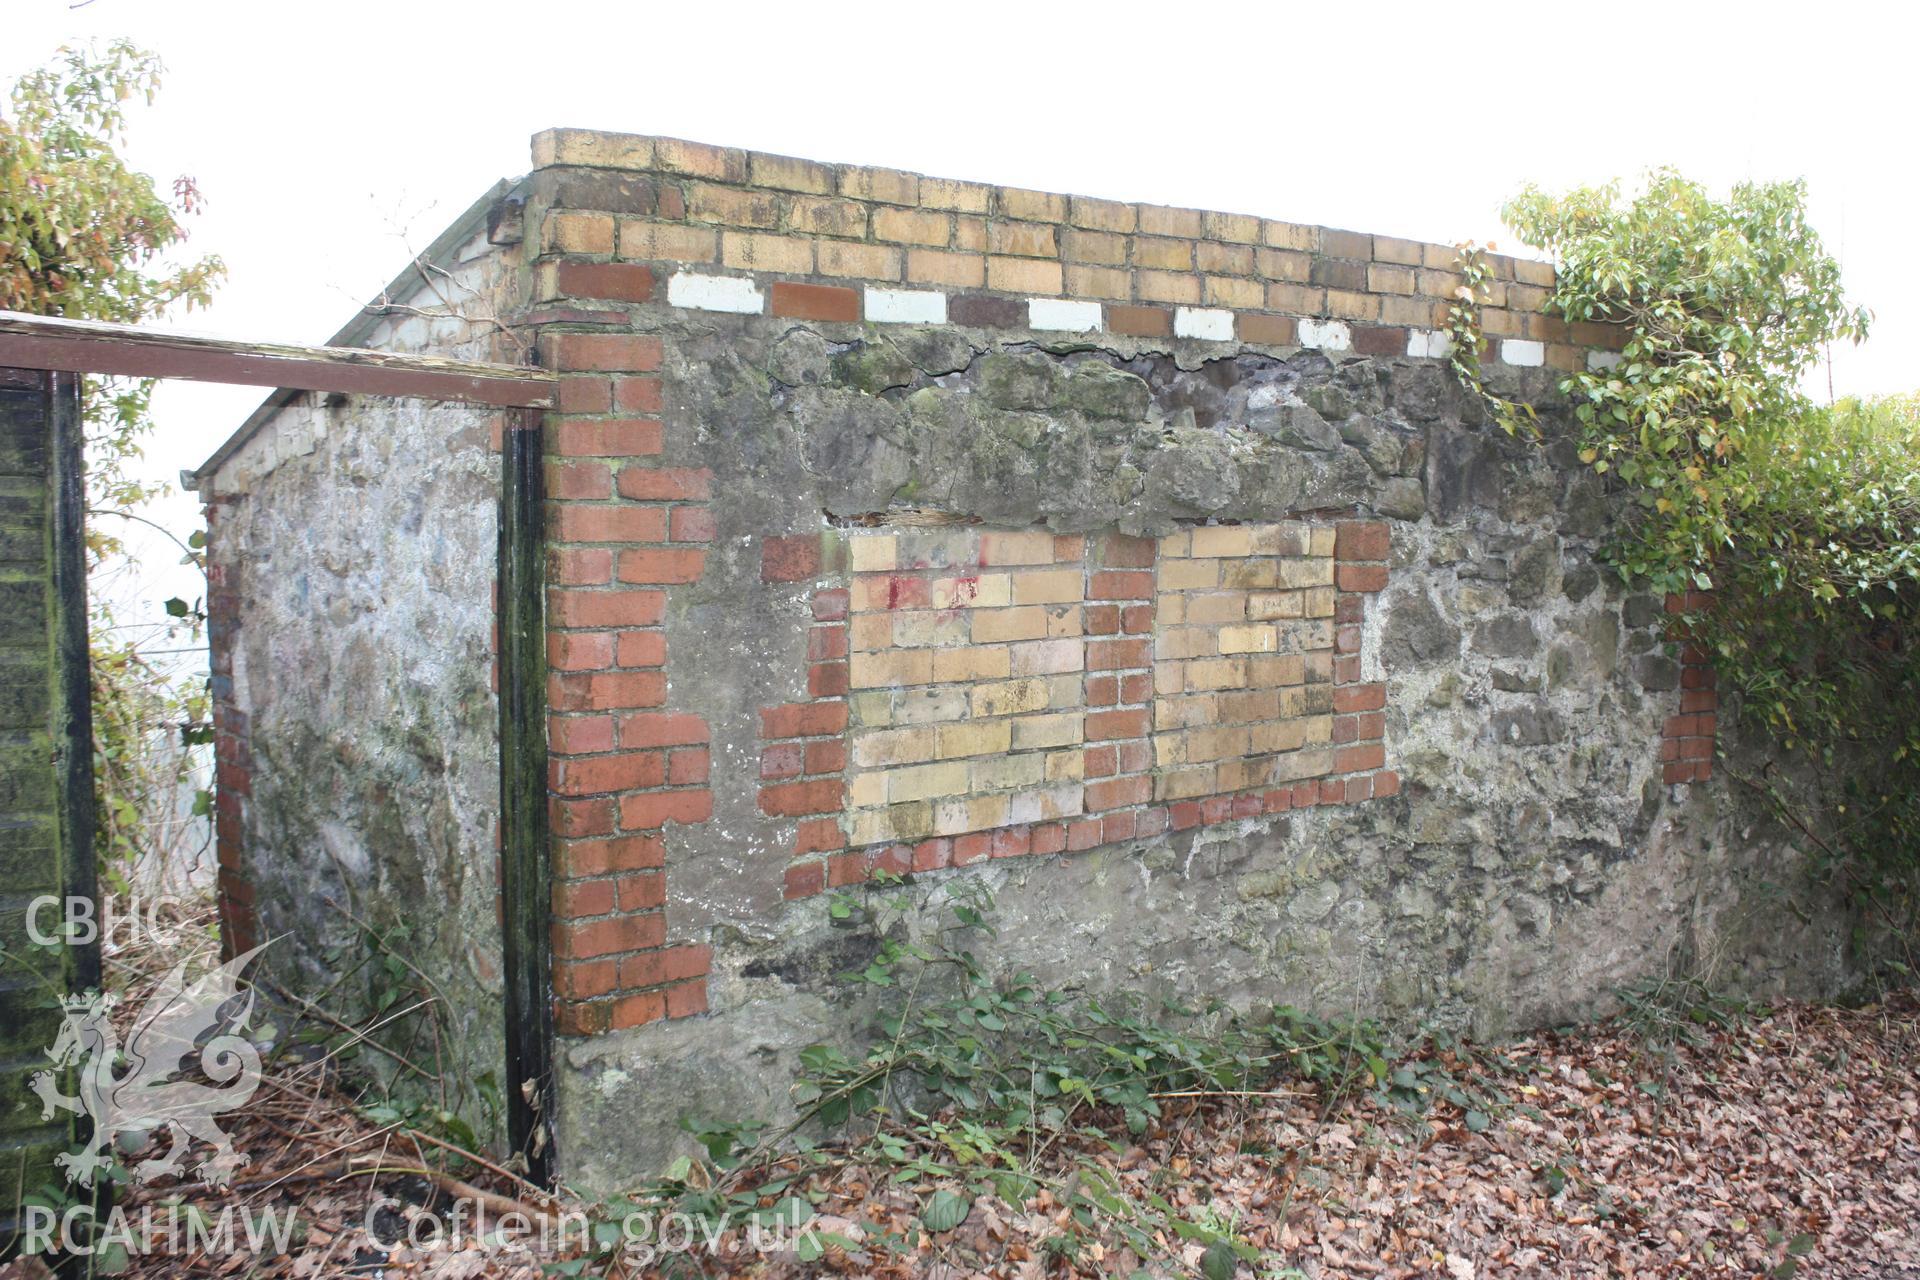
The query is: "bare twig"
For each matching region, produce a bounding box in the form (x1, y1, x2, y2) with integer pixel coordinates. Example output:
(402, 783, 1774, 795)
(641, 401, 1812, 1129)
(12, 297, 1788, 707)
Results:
(1149, 1088, 1310, 1100)
(258, 979, 438, 1082)
(401, 1126, 555, 1206)
(364, 253, 529, 358)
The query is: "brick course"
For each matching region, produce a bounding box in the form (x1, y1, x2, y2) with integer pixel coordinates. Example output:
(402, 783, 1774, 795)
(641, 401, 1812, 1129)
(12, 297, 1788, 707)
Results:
(530, 131, 1625, 366)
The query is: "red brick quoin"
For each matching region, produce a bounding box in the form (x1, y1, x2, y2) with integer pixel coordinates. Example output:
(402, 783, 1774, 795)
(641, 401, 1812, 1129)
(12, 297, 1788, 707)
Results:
(759, 563, 855, 902)
(539, 327, 715, 1035)
(763, 520, 1401, 900)
(1661, 590, 1717, 784)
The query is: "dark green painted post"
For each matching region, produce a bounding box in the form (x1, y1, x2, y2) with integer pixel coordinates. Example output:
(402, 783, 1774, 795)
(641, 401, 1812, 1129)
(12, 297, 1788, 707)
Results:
(49, 374, 100, 1005)
(498, 407, 555, 1185)
(0, 367, 99, 1226)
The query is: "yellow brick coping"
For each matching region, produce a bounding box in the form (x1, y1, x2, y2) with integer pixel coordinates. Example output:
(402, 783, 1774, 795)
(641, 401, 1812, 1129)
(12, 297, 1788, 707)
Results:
(529, 129, 1621, 364)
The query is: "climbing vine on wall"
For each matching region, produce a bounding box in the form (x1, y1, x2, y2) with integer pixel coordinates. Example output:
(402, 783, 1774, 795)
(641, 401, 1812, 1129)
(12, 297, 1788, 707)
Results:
(1454, 170, 1920, 945)
(1443, 241, 1535, 439)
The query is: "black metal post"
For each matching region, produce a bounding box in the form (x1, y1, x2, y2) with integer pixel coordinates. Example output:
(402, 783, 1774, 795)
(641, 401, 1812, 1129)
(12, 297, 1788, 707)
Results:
(498, 406, 555, 1185)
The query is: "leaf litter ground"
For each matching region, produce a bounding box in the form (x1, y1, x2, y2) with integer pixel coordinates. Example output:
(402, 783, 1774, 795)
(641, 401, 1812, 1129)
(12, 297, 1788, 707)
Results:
(43, 989, 1912, 1279)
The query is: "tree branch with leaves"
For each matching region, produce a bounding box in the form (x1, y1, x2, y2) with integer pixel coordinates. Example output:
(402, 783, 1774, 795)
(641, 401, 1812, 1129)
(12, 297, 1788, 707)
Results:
(3, 40, 225, 884)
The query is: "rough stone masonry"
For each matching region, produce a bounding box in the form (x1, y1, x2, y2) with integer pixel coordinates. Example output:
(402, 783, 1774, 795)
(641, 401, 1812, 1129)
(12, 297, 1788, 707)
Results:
(193, 131, 1859, 1186)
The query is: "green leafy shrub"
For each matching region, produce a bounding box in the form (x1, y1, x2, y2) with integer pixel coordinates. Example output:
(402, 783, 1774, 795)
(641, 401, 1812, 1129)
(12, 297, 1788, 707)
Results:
(1697, 392, 1920, 908)
(1464, 170, 1919, 936)
(1500, 170, 1870, 593)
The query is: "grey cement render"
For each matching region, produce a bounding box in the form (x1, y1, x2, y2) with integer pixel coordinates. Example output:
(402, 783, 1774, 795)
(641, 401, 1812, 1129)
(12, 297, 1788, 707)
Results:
(553, 311, 1862, 1189)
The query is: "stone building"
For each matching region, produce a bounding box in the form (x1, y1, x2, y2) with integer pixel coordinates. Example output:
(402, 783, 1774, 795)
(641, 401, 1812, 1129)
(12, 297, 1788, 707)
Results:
(188, 131, 1854, 1186)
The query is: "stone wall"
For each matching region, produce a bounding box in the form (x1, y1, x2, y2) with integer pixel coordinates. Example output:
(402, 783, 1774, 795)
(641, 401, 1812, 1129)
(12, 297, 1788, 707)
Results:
(204, 133, 1857, 1189)
(522, 135, 1842, 1186)
(201, 226, 522, 1137)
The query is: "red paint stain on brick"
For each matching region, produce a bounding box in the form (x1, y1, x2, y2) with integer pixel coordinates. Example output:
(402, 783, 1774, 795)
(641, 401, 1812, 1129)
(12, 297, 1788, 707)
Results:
(884, 575, 932, 610)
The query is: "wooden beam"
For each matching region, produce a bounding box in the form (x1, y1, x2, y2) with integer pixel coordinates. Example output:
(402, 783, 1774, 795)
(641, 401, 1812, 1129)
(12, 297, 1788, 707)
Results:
(0, 311, 553, 408)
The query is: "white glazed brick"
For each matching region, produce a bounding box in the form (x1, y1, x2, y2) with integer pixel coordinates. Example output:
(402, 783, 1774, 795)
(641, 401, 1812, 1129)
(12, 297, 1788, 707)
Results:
(1406, 329, 1454, 359)
(1298, 319, 1351, 351)
(1502, 339, 1545, 367)
(864, 287, 947, 324)
(667, 272, 764, 314)
(1027, 298, 1102, 332)
(1173, 307, 1234, 341)
(1587, 349, 1622, 371)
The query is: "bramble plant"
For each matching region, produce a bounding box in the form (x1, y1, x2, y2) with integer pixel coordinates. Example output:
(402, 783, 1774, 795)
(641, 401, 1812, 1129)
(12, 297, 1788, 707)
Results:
(1456, 171, 1919, 938)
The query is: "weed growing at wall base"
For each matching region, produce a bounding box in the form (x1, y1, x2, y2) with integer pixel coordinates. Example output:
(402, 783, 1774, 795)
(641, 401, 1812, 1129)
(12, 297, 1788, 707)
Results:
(569, 877, 1501, 1276)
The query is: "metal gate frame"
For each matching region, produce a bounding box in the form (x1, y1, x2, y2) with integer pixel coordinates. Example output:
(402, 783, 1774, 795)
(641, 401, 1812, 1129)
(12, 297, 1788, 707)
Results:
(0, 310, 560, 1186)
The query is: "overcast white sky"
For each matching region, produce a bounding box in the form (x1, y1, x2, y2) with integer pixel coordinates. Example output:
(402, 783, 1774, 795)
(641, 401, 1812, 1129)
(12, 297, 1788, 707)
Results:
(4, 0, 1915, 619)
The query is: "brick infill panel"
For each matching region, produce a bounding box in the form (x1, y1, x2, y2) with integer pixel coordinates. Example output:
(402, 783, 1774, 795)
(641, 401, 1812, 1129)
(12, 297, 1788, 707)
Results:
(761, 519, 1398, 899)
(1660, 591, 1717, 785)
